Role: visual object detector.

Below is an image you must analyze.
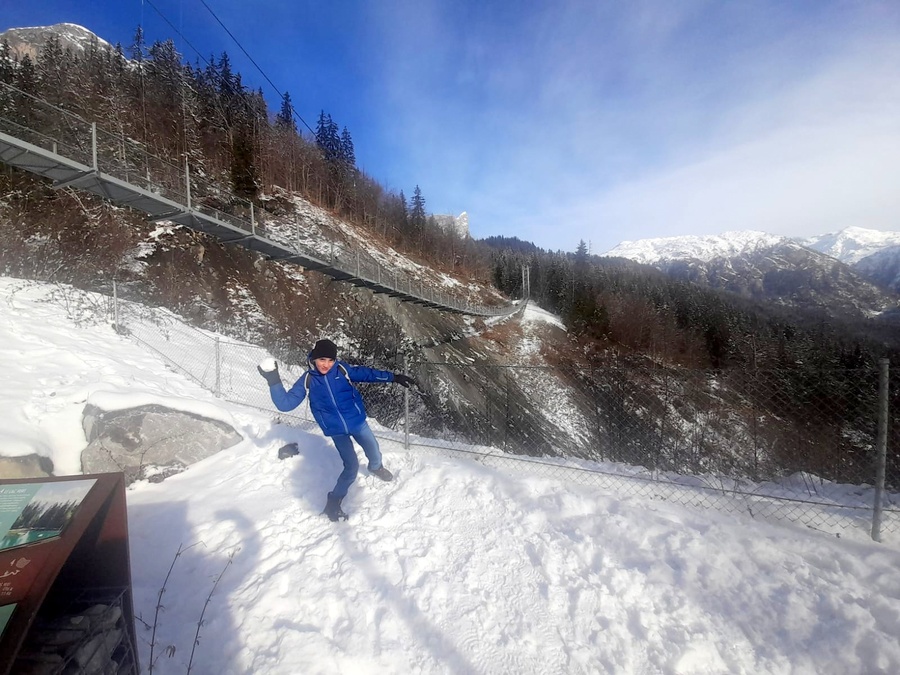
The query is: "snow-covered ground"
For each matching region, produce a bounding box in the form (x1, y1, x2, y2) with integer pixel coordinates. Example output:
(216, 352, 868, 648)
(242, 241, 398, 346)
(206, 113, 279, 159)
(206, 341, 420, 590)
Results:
(2, 277, 900, 674)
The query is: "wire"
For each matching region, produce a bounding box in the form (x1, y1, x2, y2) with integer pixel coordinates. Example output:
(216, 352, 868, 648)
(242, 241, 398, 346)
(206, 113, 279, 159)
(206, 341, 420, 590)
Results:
(143, 0, 208, 75)
(142, 0, 261, 138)
(142, 0, 314, 136)
(196, 0, 315, 135)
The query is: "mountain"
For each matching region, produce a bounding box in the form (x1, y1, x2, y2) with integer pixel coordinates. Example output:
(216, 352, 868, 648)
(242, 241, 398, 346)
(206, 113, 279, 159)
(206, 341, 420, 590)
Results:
(433, 212, 469, 238)
(0, 23, 112, 60)
(604, 230, 900, 319)
(800, 226, 900, 266)
(801, 227, 900, 293)
(855, 245, 900, 293)
(605, 230, 788, 266)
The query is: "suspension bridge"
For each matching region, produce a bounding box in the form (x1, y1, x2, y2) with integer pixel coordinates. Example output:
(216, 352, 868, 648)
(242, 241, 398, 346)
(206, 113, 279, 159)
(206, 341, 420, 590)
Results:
(0, 81, 520, 317)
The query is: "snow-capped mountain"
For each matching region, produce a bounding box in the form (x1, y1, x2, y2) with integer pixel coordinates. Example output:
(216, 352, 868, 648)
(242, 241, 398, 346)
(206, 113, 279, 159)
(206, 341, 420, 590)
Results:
(606, 231, 788, 265)
(604, 230, 900, 319)
(801, 227, 900, 293)
(0, 23, 112, 61)
(801, 227, 900, 266)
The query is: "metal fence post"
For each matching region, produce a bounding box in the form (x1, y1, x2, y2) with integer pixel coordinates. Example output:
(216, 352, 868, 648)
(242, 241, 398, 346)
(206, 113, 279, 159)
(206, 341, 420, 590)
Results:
(485, 386, 492, 447)
(112, 279, 119, 333)
(505, 372, 511, 449)
(214, 337, 221, 398)
(403, 354, 410, 451)
(872, 358, 889, 542)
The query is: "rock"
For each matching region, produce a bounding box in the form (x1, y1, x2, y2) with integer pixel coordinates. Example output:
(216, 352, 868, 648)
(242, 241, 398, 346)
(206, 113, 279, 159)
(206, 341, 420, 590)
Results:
(81, 404, 242, 483)
(0, 454, 54, 479)
(277, 443, 299, 459)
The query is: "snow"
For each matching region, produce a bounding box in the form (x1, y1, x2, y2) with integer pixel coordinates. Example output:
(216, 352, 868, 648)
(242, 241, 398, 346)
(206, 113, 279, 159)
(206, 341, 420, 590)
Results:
(604, 231, 788, 265)
(522, 301, 567, 331)
(2, 277, 900, 674)
(801, 226, 900, 265)
(604, 226, 900, 268)
(0, 23, 113, 56)
(257, 191, 506, 309)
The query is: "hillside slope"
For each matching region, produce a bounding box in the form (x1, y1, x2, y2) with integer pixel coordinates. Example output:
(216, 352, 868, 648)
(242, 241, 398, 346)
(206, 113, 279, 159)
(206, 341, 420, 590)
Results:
(1, 277, 899, 674)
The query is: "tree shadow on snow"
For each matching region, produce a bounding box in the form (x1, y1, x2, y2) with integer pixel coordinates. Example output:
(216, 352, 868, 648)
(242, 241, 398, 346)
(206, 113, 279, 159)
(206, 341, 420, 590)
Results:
(127, 498, 260, 674)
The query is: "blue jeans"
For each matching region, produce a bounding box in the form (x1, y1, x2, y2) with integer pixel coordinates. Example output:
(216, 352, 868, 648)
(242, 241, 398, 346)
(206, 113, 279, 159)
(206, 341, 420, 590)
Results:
(329, 421, 383, 498)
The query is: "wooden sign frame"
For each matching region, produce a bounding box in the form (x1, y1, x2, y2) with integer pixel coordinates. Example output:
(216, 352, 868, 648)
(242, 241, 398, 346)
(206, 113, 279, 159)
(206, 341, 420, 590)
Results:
(0, 473, 138, 674)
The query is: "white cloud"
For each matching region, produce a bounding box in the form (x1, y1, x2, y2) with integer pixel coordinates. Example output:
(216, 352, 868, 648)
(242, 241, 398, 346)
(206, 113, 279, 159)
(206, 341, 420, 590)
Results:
(359, 1, 900, 252)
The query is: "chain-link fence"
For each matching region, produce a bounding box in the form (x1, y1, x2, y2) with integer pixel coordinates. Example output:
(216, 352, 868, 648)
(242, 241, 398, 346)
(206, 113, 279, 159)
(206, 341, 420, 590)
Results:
(113, 296, 898, 543)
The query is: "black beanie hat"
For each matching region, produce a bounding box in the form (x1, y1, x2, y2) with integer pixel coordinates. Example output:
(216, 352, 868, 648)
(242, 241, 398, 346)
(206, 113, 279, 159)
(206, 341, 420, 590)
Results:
(309, 339, 338, 361)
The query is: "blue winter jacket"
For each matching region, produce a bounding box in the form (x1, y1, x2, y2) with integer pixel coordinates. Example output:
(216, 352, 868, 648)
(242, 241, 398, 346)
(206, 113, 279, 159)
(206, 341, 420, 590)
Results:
(267, 359, 394, 436)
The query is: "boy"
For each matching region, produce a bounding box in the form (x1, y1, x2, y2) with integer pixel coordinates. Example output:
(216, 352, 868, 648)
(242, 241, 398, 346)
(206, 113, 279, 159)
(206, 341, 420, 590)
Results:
(259, 339, 416, 521)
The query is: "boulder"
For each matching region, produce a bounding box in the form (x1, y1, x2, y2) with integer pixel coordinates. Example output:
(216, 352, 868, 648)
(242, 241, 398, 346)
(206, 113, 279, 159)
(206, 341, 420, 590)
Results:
(81, 403, 242, 483)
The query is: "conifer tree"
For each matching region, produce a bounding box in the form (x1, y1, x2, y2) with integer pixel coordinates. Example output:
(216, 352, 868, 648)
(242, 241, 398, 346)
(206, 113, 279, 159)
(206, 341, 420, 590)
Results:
(37, 34, 67, 102)
(0, 41, 13, 86)
(130, 26, 146, 62)
(393, 190, 409, 239)
(340, 127, 355, 168)
(575, 239, 588, 261)
(410, 185, 426, 228)
(146, 39, 183, 112)
(231, 123, 258, 200)
(275, 91, 297, 133)
(217, 52, 235, 100)
(315, 110, 340, 162)
(15, 54, 38, 96)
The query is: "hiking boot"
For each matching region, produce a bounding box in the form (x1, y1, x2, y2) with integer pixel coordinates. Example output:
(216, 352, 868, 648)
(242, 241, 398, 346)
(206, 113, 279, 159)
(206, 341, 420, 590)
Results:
(370, 466, 394, 482)
(322, 492, 348, 522)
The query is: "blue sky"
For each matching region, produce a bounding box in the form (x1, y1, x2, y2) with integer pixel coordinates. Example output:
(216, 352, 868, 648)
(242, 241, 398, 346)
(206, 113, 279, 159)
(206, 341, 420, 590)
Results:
(3, 1, 900, 253)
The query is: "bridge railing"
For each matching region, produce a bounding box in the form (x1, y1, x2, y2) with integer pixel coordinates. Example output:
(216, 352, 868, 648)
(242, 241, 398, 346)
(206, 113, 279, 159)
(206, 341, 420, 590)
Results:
(0, 80, 518, 317)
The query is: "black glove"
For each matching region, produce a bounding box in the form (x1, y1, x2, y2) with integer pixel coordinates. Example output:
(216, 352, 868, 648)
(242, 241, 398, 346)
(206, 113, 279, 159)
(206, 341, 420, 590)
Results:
(393, 373, 417, 389)
(257, 362, 282, 387)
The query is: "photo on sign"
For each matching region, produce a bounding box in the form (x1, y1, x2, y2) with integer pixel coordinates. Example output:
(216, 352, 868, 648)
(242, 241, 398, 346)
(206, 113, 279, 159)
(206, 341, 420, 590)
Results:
(0, 480, 96, 552)
(0, 603, 14, 640)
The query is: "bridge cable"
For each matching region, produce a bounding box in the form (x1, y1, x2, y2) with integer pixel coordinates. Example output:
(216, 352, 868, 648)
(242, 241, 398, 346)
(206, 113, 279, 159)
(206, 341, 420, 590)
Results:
(195, 0, 315, 136)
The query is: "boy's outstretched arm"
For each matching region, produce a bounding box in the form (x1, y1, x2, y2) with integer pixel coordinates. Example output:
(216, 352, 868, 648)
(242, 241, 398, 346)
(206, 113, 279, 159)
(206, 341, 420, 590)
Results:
(258, 360, 307, 411)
